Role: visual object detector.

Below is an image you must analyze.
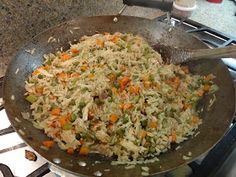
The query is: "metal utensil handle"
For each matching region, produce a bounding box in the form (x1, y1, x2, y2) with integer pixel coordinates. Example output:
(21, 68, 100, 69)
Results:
(190, 45, 236, 60)
(123, 0, 174, 11)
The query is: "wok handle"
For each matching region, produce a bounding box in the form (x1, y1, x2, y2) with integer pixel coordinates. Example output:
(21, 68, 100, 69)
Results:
(123, 0, 174, 11)
(190, 45, 236, 60)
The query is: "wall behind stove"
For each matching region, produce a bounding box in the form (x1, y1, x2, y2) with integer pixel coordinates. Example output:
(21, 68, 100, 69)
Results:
(0, 0, 163, 77)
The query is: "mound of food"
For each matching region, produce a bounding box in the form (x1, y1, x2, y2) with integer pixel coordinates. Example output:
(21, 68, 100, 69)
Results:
(25, 32, 217, 164)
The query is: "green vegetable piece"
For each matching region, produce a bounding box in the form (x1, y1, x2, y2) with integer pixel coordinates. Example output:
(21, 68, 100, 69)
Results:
(149, 146, 156, 153)
(149, 74, 155, 82)
(94, 97, 103, 105)
(79, 101, 86, 109)
(37, 74, 44, 79)
(123, 114, 129, 124)
(26, 95, 38, 103)
(141, 120, 148, 128)
(63, 123, 73, 130)
(71, 113, 77, 122)
(46, 59, 52, 65)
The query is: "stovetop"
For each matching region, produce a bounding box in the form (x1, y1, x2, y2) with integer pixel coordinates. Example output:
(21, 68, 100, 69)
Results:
(1, 15, 236, 177)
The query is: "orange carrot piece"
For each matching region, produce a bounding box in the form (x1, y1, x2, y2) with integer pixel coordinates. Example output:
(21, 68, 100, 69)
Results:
(203, 84, 211, 92)
(171, 131, 177, 142)
(79, 146, 89, 155)
(35, 87, 44, 95)
(51, 108, 61, 116)
(42, 140, 54, 148)
(191, 116, 200, 126)
(182, 102, 192, 111)
(119, 103, 133, 111)
(148, 121, 157, 129)
(60, 53, 71, 61)
(197, 89, 204, 97)
(111, 87, 118, 95)
(57, 72, 66, 81)
(67, 147, 74, 154)
(108, 73, 117, 81)
(129, 85, 140, 94)
(109, 114, 119, 124)
(139, 129, 147, 138)
(32, 69, 40, 76)
(96, 39, 104, 47)
(70, 48, 80, 54)
(111, 35, 120, 44)
(119, 76, 131, 90)
(88, 73, 95, 79)
(80, 64, 88, 72)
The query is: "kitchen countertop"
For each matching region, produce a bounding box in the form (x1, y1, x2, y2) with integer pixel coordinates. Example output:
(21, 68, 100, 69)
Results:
(0, 0, 235, 77)
(190, 0, 236, 38)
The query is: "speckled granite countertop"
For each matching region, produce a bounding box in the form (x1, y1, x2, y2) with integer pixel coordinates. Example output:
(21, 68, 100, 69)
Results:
(1, 0, 235, 77)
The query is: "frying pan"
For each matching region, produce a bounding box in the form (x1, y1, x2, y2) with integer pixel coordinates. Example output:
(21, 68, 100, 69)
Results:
(3, 16, 235, 177)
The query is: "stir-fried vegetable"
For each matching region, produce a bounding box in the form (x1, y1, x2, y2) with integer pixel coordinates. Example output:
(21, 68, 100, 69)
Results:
(25, 32, 218, 164)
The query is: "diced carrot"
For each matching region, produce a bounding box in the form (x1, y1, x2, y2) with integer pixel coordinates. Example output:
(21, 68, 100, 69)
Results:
(57, 72, 66, 81)
(111, 35, 120, 44)
(182, 102, 192, 111)
(111, 87, 118, 95)
(59, 115, 69, 127)
(205, 73, 214, 81)
(109, 114, 119, 124)
(67, 147, 74, 154)
(148, 121, 157, 129)
(42, 140, 54, 148)
(119, 103, 133, 111)
(142, 75, 151, 89)
(50, 95, 58, 100)
(191, 116, 200, 126)
(173, 77, 180, 89)
(43, 65, 50, 70)
(181, 66, 189, 74)
(166, 77, 180, 90)
(59, 114, 71, 127)
(70, 48, 80, 54)
(60, 53, 71, 61)
(118, 76, 131, 90)
(71, 72, 80, 78)
(35, 86, 44, 95)
(139, 129, 147, 138)
(96, 39, 104, 47)
(88, 110, 94, 120)
(143, 81, 151, 89)
(79, 146, 89, 155)
(197, 89, 204, 97)
(88, 73, 95, 79)
(171, 131, 177, 143)
(203, 84, 211, 92)
(32, 69, 40, 76)
(80, 64, 88, 72)
(108, 73, 117, 81)
(129, 85, 140, 94)
(51, 108, 61, 116)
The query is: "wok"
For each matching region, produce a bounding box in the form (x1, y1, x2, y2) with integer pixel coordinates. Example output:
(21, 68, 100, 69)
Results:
(3, 16, 235, 177)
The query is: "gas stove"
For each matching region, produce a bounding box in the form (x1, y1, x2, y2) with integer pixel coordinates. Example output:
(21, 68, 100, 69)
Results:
(1, 15, 236, 177)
